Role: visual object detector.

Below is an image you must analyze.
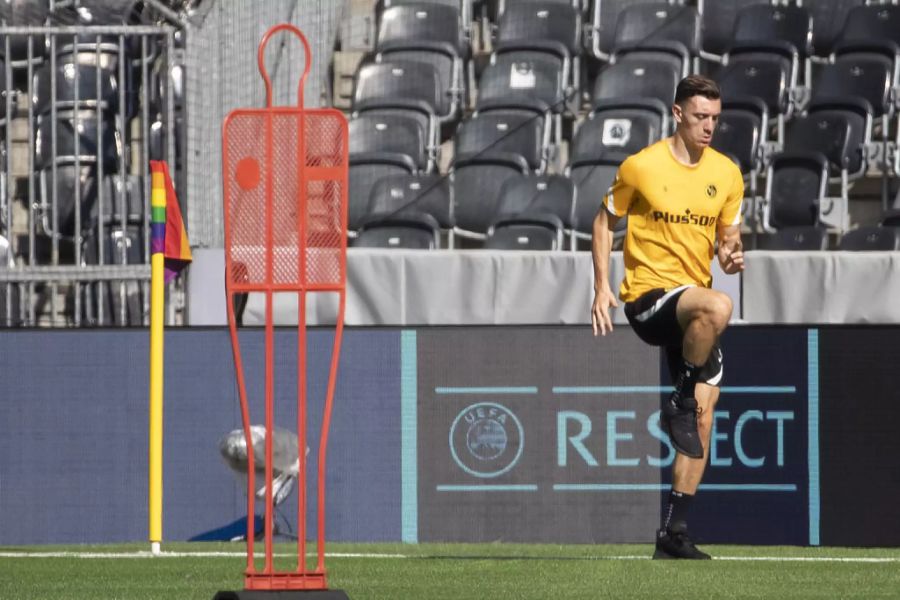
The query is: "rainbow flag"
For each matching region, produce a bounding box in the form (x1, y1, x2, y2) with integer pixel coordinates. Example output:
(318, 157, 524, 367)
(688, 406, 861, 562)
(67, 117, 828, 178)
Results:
(150, 161, 192, 283)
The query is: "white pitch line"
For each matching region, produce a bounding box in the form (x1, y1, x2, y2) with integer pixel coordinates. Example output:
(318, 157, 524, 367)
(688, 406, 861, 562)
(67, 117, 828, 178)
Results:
(608, 555, 900, 563)
(0, 551, 408, 559)
(0, 551, 898, 563)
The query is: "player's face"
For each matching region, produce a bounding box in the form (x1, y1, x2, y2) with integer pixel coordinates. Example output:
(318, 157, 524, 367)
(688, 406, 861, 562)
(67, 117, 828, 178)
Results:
(673, 95, 722, 149)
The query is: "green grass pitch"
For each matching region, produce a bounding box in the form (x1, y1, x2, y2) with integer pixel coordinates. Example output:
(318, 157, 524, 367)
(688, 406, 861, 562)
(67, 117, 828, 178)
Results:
(2, 542, 900, 599)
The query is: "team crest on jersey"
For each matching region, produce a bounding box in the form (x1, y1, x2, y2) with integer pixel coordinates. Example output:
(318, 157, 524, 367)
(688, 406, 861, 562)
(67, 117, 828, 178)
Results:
(706, 184, 717, 198)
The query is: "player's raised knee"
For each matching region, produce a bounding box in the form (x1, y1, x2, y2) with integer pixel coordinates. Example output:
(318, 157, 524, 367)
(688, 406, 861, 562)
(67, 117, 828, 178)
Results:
(710, 292, 733, 330)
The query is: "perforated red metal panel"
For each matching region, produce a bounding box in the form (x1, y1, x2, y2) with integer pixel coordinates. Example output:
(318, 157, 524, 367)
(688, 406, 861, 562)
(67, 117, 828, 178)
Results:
(224, 110, 347, 290)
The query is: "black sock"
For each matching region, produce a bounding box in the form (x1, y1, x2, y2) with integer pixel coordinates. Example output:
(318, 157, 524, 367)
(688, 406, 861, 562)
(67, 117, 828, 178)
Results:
(672, 358, 700, 402)
(662, 490, 694, 531)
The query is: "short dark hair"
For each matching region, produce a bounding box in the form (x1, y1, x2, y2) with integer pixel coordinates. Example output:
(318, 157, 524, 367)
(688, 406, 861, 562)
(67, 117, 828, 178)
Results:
(674, 75, 720, 105)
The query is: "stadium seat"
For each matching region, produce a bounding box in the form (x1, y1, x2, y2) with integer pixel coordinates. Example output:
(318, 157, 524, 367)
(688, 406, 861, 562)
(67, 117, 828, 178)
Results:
(0, 239, 20, 324)
(82, 225, 144, 266)
(833, 4, 900, 60)
(574, 102, 665, 161)
(731, 4, 813, 94)
(36, 161, 99, 238)
(713, 99, 766, 177)
(0, 0, 48, 69)
(353, 213, 442, 249)
(566, 149, 628, 242)
(763, 100, 869, 232)
(382, 0, 473, 30)
(591, 56, 678, 112)
(712, 98, 767, 227)
(96, 175, 146, 228)
(838, 225, 900, 251)
(755, 226, 828, 251)
(698, 0, 766, 60)
(367, 173, 452, 225)
(80, 226, 145, 326)
(477, 48, 570, 115)
(349, 114, 428, 172)
(54, 35, 123, 63)
(589, 0, 669, 61)
(610, 3, 700, 76)
(365, 173, 454, 240)
(487, 172, 573, 249)
(493, 173, 574, 221)
(377, 3, 467, 56)
(811, 51, 895, 198)
(34, 110, 120, 172)
(494, 1, 582, 112)
(763, 152, 828, 231)
(348, 113, 430, 232)
(803, 97, 871, 180)
(375, 4, 468, 123)
(352, 60, 444, 151)
(812, 52, 893, 144)
(32, 58, 119, 116)
(450, 153, 531, 238)
(805, 0, 866, 58)
(715, 50, 795, 143)
(449, 105, 551, 238)
(496, 1, 580, 56)
(490, 0, 586, 18)
(484, 219, 564, 250)
(454, 110, 548, 172)
(349, 161, 418, 233)
(732, 4, 813, 60)
(880, 209, 900, 228)
(375, 46, 463, 122)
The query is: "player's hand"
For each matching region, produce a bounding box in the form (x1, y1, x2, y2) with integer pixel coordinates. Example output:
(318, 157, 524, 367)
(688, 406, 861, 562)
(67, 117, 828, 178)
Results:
(718, 243, 745, 275)
(591, 287, 619, 337)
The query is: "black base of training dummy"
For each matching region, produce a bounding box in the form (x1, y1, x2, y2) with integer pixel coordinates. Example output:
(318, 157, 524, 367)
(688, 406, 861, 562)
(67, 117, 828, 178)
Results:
(213, 591, 351, 600)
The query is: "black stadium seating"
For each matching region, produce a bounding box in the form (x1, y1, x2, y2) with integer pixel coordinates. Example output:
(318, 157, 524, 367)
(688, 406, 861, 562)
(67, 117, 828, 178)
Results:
(346, 0, 900, 249)
(454, 111, 547, 171)
(756, 226, 828, 251)
(485, 173, 574, 250)
(348, 113, 429, 232)
(700, 0, 765, 59)
(611, 3, 700, 77)
(839, 226, 900, 251)
(591, 57, 678, 110)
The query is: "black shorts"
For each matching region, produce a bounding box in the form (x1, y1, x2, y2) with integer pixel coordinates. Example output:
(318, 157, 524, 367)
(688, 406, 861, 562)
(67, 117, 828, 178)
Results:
(623, 285, 724, 387)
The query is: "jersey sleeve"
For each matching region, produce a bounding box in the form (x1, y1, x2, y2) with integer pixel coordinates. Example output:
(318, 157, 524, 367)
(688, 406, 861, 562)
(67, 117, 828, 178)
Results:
(719, 165, 744, 227)
(603, 157, 638, 218)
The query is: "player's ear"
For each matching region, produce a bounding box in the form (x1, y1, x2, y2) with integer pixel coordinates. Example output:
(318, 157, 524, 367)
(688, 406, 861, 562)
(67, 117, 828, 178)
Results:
(672, 102, 682, 124)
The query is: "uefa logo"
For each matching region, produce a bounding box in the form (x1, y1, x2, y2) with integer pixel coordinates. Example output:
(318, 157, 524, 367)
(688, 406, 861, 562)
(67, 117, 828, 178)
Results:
(449, 402, 524, 478)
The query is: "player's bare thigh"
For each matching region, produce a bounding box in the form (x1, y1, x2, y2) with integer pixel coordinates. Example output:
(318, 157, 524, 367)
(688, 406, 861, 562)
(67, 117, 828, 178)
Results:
(675, 287, 733, 333)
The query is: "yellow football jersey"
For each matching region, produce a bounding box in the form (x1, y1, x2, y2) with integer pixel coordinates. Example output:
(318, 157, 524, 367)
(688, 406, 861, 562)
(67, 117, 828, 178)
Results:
(603, 139, 744, 302)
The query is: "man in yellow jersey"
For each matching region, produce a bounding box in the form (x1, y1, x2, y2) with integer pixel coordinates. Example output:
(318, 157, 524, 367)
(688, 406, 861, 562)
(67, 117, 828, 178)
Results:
(591, 75, 744, 560)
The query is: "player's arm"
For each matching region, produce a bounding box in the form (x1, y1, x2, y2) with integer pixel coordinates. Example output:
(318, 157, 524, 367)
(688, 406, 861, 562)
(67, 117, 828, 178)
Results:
(717, 223, 744, 274)
(591, 207, 620, 336)
(717, 168, 745, 275)
(591, 159, 638, 336)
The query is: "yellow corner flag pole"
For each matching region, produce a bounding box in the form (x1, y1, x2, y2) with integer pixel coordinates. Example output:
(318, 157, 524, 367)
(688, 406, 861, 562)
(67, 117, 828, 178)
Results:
(148, 166, 167, 556)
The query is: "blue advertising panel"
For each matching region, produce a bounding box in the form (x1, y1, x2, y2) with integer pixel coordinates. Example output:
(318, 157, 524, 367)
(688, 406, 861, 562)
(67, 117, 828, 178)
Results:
(413, 326, 812, 544)
(0, 329, 401, 544)
(683, 327, 811, 545)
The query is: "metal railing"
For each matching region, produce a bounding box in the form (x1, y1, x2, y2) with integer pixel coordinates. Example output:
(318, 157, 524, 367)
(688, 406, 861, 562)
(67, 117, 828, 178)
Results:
(0, 24, 179, 327)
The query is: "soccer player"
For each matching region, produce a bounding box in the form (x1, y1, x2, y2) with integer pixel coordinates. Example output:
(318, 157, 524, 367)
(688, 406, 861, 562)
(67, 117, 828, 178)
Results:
(590, 75, 744, 559)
